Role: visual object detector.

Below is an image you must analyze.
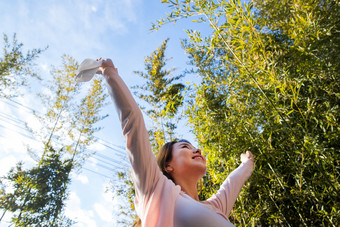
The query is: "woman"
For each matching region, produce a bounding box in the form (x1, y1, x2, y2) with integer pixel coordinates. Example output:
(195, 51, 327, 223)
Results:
(98, 59, 254, 227)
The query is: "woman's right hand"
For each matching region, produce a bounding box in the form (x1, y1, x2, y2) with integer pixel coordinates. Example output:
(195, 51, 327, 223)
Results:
(96, 58, 117, 75)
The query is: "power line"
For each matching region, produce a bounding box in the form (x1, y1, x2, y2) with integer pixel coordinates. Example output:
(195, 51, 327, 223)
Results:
(89, 155, 126, 171)
(92, 161, 118, 173)
(91, 154, 125, 168)
(0, 112, 26, 125)
(94, 135, 125, 151)
(0, 110, 127, 157)
(0, 115, 30, 134)
(94, 152, 128, 166)
(0, 98, 40, 114)
(81, 167, 113, 179)
(0, 122, 35, 141)
(0, 98, 132, 182)
(92, 140, 126, 159)
(0, 119, 127, 172)
(0, 122, 126, 173)
(0, 99, 127, 155)
(0, 125, 127, 173)
(0, 111, 128, 176)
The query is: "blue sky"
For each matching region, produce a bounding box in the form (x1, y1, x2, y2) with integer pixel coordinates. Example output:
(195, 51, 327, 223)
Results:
(0, 0, 201, 226)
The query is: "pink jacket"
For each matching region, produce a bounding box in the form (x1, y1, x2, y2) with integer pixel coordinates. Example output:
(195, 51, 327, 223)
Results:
(105, 69, 254, 227)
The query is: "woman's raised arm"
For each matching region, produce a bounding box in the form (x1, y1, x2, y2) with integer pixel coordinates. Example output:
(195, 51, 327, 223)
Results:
(99, 59, 161, 199)
(207, 151, 254, 217)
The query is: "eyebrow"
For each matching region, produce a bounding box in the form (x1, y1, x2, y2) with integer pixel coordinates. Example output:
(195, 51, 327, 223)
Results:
(180, 142, 193, 148)
(178, 139, 191, 144)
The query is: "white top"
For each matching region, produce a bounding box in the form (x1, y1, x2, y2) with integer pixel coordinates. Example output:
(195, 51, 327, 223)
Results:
(175, 193, 236, 227)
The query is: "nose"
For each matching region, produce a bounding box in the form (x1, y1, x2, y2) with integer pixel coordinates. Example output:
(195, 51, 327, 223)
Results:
(194, 148, 201, 154)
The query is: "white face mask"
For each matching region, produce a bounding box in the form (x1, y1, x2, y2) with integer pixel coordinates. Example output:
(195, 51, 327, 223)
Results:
(75, 58, 102, 82)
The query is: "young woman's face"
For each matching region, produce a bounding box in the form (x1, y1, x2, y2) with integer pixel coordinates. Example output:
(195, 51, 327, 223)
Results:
(167, 141, 207, 179)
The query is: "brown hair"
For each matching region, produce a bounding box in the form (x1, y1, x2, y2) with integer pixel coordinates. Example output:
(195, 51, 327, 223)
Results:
(133, 139, 189, 227)
(156, 140, 178, 182)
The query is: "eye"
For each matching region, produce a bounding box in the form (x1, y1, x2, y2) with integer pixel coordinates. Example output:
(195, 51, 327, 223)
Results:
(182, 144, 189, 148)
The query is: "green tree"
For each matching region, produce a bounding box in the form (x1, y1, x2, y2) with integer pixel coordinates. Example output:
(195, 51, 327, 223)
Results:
(133, 38, 185, 152)
(32, 55, 108, 161)
(0, 55, 109, 225)
(0, 145, 74, 226)
(0, 33, 44, 98)
(155, 0, 339, 226)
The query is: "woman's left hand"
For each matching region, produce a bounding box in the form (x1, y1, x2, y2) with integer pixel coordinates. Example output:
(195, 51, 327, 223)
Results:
(241, 151, 254, 163)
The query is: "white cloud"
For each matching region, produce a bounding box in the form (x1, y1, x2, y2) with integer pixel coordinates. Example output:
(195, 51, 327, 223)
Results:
(72, 173, 89, 184)
(94, 203, 112, 223)
(0, 94, 44, 160)
(91, 6, 98, 12)
(87, 141, 106, 151)
(0, 0, 141, 51)
(0, 98, 38, 157)
(94, 182, 115, 223)
(39, 63, 49, 72)
(64, 181, 117, 226)
(65, 191, 98, 227)
(88, 156, 99, 169)
(0, 155, 17, 177)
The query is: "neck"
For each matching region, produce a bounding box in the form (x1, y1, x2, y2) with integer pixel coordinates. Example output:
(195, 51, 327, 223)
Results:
(175, 177, 200, 201)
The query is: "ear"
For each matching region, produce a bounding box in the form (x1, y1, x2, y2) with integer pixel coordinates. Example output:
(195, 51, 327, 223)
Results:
(165, 163, 174, 173)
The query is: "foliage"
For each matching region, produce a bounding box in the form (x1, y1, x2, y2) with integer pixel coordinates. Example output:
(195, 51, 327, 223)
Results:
(110, 170, 137, 226)
(0, 54, 109, 225)
(133, 38, 185, 152)
(0, 33, 44, 98)
(33, 54, 108, 163)
(0, 145, 74, 226)
(154, 0, 339, 226)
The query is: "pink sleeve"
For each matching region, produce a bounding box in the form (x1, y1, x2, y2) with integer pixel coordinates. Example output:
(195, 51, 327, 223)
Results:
(207, 159, 254, 217)
(104, 68, 161, 199)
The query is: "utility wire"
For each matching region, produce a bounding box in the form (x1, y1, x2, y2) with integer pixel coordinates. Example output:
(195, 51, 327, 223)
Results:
(91, 153, 127, 168)
(0, 97, 132, 187)
(0, 111, 128, 177)
(0, 112, 26, 125)
(0, 122, 127, 174)
(82, 167, 113, 179)
(94, 135, 125, 151)
(1, 98, 41, 114)
(0, 121, 127, 173)
(0, 120, 125, 181)
(0, 99, 128, 160)
(0, 110, 127, 157)
(94, 152, 129, 166)
(0, 115, 30, 134)
(0, 123, 35, 141)
(0, 107, 125, 153)
(89, 156, 126, 171)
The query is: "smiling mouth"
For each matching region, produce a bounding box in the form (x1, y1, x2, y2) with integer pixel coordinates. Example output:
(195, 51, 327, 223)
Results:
(192, 156, 204, 160)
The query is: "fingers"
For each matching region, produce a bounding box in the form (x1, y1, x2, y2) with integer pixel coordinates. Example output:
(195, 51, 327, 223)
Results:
(241, 151, 255, 163)
(96, 58, 117, 75)
(101, 58, 115, 68)
(248, 152, 255, 163)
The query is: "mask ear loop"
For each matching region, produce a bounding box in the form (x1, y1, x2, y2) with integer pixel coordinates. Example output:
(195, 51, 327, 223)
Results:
(96, 58, 103, 65)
